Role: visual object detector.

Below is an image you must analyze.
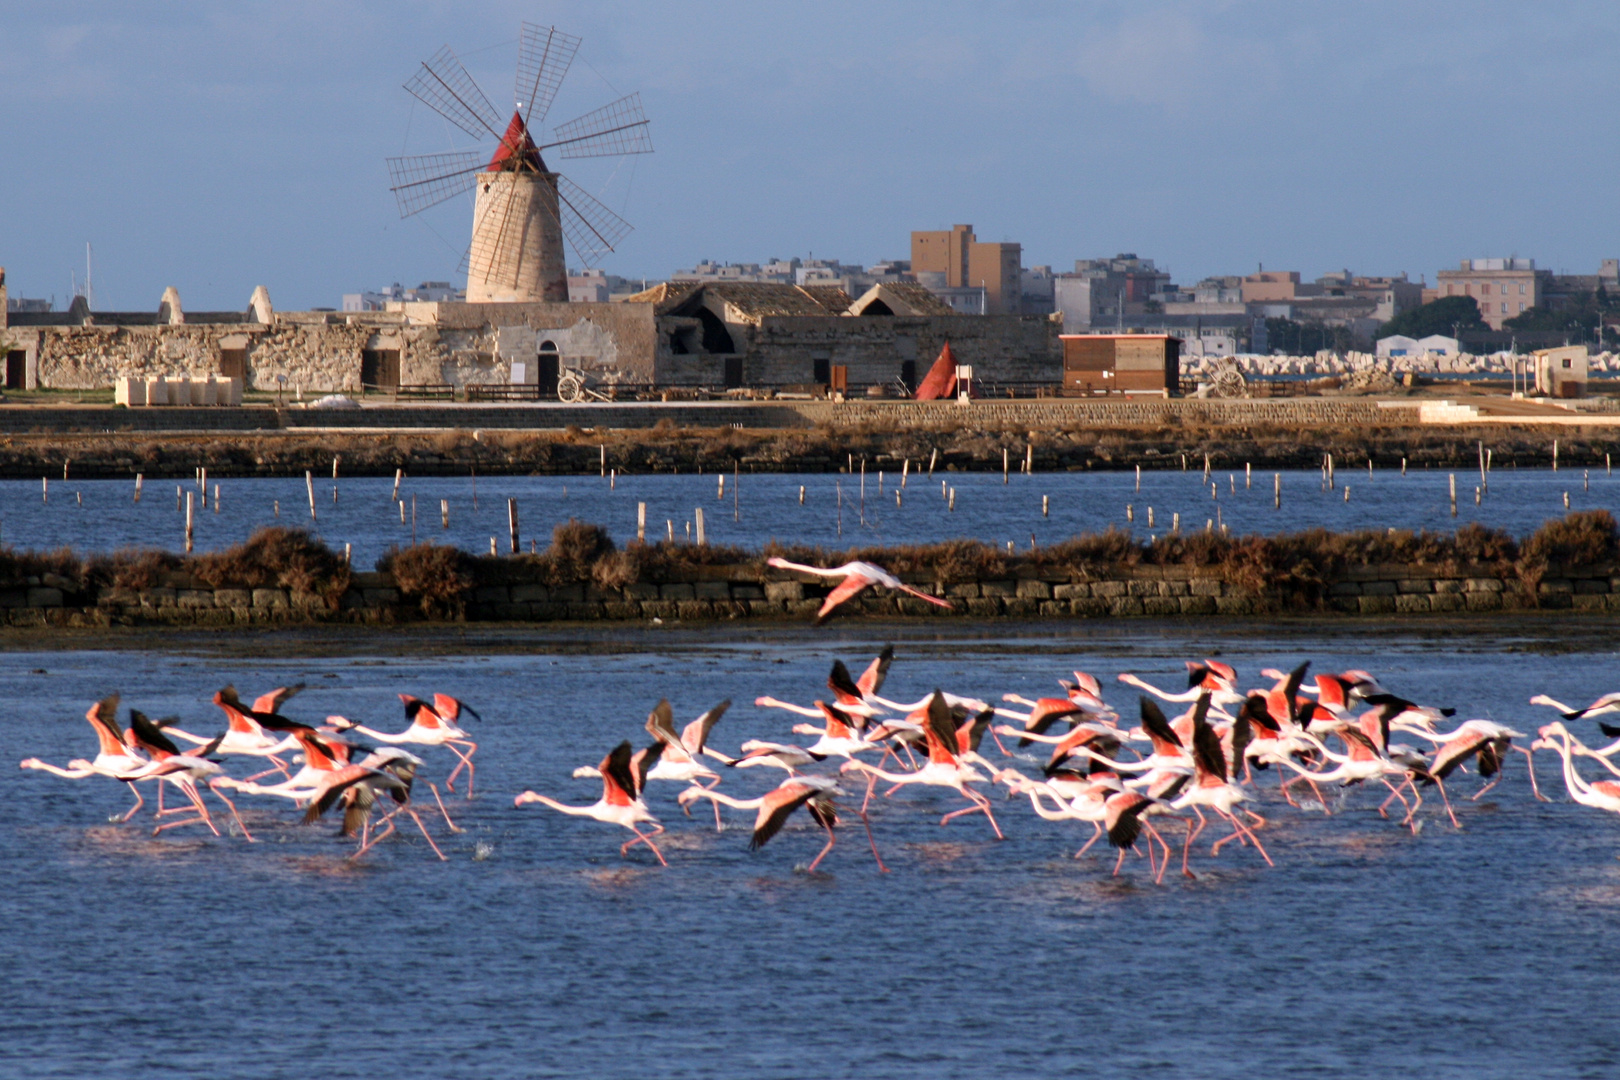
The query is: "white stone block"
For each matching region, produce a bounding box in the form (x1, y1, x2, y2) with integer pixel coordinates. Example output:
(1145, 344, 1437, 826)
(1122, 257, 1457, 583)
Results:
(195, 378, 217, 406)
(169, 378, 192, 405)
(216, 376, 241, 406)
(147, 379, 169, 405)
(115, 377, 147, 407)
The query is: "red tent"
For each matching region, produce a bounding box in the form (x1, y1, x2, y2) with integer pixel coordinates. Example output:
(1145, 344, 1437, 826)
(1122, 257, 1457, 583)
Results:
(914, 341, 958, 400)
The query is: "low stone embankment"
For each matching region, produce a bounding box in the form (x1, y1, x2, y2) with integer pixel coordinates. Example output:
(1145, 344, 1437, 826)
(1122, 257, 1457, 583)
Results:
(6, 559, 1616, 629)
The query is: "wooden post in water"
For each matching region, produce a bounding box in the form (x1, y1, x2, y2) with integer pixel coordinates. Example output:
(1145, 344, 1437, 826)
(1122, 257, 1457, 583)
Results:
(1449, 473, 1457, 517)
(695, 507, 706, 546)
(1002, 447, 1009, 484)
(1026, 444, 1034, 475)
(392, 468, 403, 502)
(902, 458, 909, 487)
(1245, 462, 1250, 489)
(1327, 454, 1335, 490)
(1126, 504, 1133, 522)
(1344, 485, 1350, 503)
(274, 499, 279, 519)
(1479, 441, 1487, 493)
(184, 492, 194, 553)
(305, 471, 317, 522)
(948, 487, 956, 512)
(42, 477, 47, 504)
(508, 498, 519, 553)
(667, 519, 674, 543)
(1147, 506, 1155, 528)
(637, 502, 646, 542)
(134, 474, 143, 503)
(63, 460, 69, 481)
(471, 468, 478, 510)
(213, 484, 220, 513)
(1564, 491, 1571, 509)
(928, 449, 937, 476)
(1553, 439, 1559, 471)
(441, 499, 449, 529)
(490, 537, 497, 556)
(399, 500, 406, 524)
(1585, 470, 1590, 492)
(1042, 494, 1049, 517)
(1475, 486, 1482, 505)
(1171, 512, 1180, 533)
(1202, 453, 1210, 483)
(1401, 457, 1407, 475)
(1274, 473, 1281, 510)
(175, 485, 181, 511)
(798, 485, 805, 505)
(1136, 464, 1142, 492)
(610, 469, 616, 490)
(600, 444, 606, 477)
(200, 467, 208, 508)
(895, 489, 902, 508)
(717, 474, 725, 500)
(344, 542, 351, 565)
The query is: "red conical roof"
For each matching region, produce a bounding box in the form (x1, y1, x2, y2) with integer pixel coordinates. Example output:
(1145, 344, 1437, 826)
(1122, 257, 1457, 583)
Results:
(914, 341, 959, 400)
(488, 110, 544, 171)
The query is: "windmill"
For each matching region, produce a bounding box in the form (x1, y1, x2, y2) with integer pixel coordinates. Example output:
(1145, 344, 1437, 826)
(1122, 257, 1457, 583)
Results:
(386, 24, 652, 303)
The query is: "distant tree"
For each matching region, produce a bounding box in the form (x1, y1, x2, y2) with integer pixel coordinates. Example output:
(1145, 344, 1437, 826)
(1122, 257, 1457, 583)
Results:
(1377, 296, 1486, 341)
(1265, 317, 1356, 355)
(1504, 289, 1618, 336)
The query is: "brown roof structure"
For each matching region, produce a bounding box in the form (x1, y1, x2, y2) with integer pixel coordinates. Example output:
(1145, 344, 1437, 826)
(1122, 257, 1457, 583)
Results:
(625, 281, 853, 321)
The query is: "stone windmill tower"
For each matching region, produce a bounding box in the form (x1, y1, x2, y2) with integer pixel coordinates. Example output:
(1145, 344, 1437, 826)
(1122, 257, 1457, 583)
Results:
(387, 24, 653, 302)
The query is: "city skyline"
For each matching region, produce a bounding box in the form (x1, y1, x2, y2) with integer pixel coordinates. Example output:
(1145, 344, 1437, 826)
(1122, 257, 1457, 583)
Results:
(3, 1, 1618, 310)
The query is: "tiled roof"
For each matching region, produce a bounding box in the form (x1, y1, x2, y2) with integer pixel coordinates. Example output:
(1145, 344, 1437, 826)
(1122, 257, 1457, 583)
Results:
(632, 281, 853, 320)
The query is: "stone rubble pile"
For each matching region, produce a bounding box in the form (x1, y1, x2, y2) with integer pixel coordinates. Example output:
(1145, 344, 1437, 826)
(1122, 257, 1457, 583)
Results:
(1183, 351, 1618, 379)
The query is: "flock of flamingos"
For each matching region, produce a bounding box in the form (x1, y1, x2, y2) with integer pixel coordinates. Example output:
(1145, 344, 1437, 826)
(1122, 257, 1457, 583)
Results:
(16, 648, 1620, 879)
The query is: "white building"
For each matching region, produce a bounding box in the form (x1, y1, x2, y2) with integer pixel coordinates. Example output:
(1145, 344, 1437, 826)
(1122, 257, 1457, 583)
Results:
(1376, 334, 1458, 357)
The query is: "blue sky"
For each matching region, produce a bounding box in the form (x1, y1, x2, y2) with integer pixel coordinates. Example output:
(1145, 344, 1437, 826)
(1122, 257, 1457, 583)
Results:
(2, 1, 1617, 310)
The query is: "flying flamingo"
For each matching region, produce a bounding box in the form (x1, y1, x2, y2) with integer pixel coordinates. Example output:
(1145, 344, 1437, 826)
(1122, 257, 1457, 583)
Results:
(329, 692, 481, 795)
(348, 748, 448, 860)
(1530, 692, 1620, 721)
(1169, 694, 1272, 877)
(19, 694, 159, 822)
(1532, 722, 1620, 816)
(515, 741, 669, 866)
(678, 775, 886, 872)
(1407, 719, 1547, 804)
(994, 767, 1173, 881)
(165, 685, 306, 781)
(764, 557, 953, 623)
(839, 691, 1003, 838)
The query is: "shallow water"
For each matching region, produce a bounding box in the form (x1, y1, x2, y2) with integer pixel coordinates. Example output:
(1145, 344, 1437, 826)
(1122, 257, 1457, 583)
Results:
(3, 622, 1620, 1078)
(0, 466, 1614, 566)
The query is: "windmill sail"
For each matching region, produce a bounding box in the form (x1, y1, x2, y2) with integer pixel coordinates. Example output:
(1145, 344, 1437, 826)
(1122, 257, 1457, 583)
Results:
(516, 23, 581, 128)
(555, 175, 632, 269)
(548, 93, 654, 159)
(386, 150, 485, 217)
(405, 45, 505, 141)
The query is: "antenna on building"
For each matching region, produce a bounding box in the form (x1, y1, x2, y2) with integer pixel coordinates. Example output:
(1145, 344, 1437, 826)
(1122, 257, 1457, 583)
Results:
(85, 243, 93, 310)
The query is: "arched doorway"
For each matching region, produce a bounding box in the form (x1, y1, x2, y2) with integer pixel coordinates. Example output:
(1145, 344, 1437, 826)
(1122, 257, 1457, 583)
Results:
(537, 340, 560, 396)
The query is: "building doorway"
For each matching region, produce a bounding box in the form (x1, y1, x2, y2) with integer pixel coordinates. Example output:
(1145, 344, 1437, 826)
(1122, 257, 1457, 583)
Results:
(4, 351, 26, 390)
(538, 341, 560, 396)
(723, 357, 744, 388)
(361, 349, 400, 391)
(218, 348, 247, 384)
(899, 360, 916, 393)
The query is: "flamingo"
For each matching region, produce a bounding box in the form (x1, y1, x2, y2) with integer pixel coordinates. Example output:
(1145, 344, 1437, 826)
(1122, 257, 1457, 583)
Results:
(1530, 692, 1620, 721)
(1169, 694, 1272, 877)
(1118, 660, 1243, 709)
(515, 741, 668, 866)
(839, 691, 1003, 839)
(1406, 719, 1547, 803)
(19, 695, 159, 823)
(122, 710, 255, 840)
(678, 775, 885, 871)
(1532, 722, 1620, 815)
(329, 692, 481, 795)
(764, 557, 953, 623)
(346, 748, 448, 860)
(994, 767, 1173, 881)
(165, 684, 305, 781)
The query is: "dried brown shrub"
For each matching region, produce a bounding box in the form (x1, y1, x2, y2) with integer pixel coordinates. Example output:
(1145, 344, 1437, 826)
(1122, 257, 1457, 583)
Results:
(190, 526, 351, 607)
(377, 543, 473, 617)
(0, 546, 88, 589)
(89, 548, 181, 589)
(1517, 510, 1618, 604)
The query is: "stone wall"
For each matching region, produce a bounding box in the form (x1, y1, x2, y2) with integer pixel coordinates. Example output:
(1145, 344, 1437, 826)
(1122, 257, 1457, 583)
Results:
(7, 560, 1615, 628)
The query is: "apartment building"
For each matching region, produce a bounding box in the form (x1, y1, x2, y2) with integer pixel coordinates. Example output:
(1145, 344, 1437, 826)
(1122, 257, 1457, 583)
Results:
(1435, 258, 1542, 330)
(911, 224, 1023, 314)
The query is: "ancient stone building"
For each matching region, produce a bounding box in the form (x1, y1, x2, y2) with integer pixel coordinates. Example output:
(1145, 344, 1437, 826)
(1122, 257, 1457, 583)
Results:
(2, 280, 1060, 396)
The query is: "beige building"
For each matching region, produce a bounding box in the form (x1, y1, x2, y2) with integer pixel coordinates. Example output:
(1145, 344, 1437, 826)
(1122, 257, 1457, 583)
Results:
(1533, 345, 1587, 398)
(1241, 271, 1302, 303)
(1435, 258, 1543, 330)
(911, 224, 1023, 314)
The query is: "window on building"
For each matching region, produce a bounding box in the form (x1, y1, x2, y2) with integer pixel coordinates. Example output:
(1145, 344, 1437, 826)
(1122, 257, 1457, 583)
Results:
(1519, 282, 1527, 294)
(1564, 358, 1572, 369)
(1519, 303, 1526, 313)
(1500, 302, 1508, 314)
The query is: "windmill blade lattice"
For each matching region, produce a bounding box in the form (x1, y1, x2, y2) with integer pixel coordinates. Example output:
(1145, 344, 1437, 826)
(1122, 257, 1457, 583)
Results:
(386, 151, 485, 217)
(516, 23, 581, 128)
(404, 45, 505, 141)
(555, 175, 633, 269)
(548, 94, 654, 159)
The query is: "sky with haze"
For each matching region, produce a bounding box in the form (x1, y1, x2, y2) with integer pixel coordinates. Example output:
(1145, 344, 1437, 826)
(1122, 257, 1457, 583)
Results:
(2, 1, 1617, 311)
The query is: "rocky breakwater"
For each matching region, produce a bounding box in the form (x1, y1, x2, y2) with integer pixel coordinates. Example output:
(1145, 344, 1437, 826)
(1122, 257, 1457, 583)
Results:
(1, 513, 1616, 629)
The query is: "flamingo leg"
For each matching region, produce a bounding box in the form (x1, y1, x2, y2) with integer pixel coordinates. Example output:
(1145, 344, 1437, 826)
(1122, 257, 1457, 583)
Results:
(444, 740, 477, 796)
(1181, 816, 1198, 878)
(858, 807, 888, 872)
(1515, 744, 1549, 801)
(152, 784, 217, 836)
(804, 824, 836, 872)
(1219, 811, 1274, 866)
(1075, 822, 1104, 859)
(404, 807, 447, 860)
(1432, 777, 1461, 829)
(114, 781, 145, 823)
(243, 756, 292, 783)
(207, 781, 255, 841)
(427, 783, 463, 832)
(352, 816, 398, 859)
(620, 824, 669, 867)
(1147, 822, 1172, 885)
(1377, 777, 1410, 819)
(989, 728, 1011, 757)
(1472, 772, 1502, 800)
